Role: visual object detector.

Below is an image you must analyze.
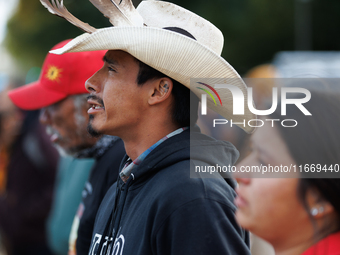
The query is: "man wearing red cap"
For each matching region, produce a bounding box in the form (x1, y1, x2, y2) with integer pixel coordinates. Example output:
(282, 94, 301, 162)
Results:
(8, 40, 125, 255)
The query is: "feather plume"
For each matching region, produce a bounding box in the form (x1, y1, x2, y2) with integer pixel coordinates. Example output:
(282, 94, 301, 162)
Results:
(40, 0, 96, 33)
(89, 0, 143, 26)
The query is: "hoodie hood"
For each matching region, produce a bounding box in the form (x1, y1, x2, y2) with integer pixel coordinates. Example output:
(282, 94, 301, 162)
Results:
(127, 125, 239, 186)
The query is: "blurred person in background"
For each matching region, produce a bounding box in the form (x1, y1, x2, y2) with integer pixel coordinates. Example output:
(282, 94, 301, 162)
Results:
(235, 91, 340, 255)
(240, 63, 278, 255)
(244, 64, 278, 108)
(8, 40, 126, 255)
(0, 77, 59, 255)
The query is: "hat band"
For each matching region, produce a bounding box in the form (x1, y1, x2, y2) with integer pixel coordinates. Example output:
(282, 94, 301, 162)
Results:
(163, 27, 196, 40)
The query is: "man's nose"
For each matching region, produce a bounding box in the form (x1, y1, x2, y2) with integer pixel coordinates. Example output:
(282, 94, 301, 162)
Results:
(85, 70, 101, 93)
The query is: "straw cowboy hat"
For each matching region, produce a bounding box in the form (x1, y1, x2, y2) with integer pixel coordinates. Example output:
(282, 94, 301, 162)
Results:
(41, 0, 256, 133)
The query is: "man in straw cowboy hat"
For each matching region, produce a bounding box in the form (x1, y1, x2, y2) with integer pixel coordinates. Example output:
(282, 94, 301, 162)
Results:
(40, 0, 255, 254)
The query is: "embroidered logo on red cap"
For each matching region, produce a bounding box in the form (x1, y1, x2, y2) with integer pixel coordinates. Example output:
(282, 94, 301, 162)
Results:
(45, 65, 63, 82)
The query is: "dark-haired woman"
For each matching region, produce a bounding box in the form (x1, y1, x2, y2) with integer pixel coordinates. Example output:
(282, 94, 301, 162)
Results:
(234, 91, 340, 255)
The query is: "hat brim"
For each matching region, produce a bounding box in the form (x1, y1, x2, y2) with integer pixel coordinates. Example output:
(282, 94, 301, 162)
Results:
(51, 26, 256, 133)
(8, 80, 67, 110)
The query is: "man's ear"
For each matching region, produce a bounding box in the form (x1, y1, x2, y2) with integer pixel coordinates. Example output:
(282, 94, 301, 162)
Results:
(148, 78, 173, 106)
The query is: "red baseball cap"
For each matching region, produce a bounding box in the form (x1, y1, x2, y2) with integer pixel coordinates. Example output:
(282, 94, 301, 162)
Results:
(8, 40, 106, 110)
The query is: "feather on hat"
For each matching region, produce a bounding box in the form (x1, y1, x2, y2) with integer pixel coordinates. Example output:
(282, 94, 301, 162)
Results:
(40, 0, 256, 133)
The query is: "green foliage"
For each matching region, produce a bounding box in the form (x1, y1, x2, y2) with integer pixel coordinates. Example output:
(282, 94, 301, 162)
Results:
(5, 0, 111, 74)
(171, 0, 295, 74)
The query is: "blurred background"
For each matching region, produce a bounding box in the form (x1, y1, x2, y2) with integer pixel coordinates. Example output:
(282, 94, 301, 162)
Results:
(0, 1, 339, 255)
(1, 0, 340, 79)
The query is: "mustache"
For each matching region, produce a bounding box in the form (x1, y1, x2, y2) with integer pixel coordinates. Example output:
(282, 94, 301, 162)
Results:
(87, 95, 104, 107)
(46, 126, 60, 136)
(45, 126, 65, 142)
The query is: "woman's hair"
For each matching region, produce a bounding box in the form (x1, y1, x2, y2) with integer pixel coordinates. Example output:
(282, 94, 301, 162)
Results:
(271, 90, 340, 233)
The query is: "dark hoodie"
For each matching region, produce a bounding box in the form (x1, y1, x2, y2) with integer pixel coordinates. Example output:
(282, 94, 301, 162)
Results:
(89, 126, 250, 255)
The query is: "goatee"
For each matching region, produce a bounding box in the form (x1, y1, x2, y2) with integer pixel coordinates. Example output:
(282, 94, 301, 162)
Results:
(87, 115, 102, 137)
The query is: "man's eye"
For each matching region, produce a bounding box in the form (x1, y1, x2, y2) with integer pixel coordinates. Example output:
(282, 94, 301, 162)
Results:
(108, 66, 116, 72)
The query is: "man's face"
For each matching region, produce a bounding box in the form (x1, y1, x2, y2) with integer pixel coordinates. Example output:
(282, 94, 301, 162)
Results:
(39, 96, 97, 156)
(86, 50, 149, 138)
